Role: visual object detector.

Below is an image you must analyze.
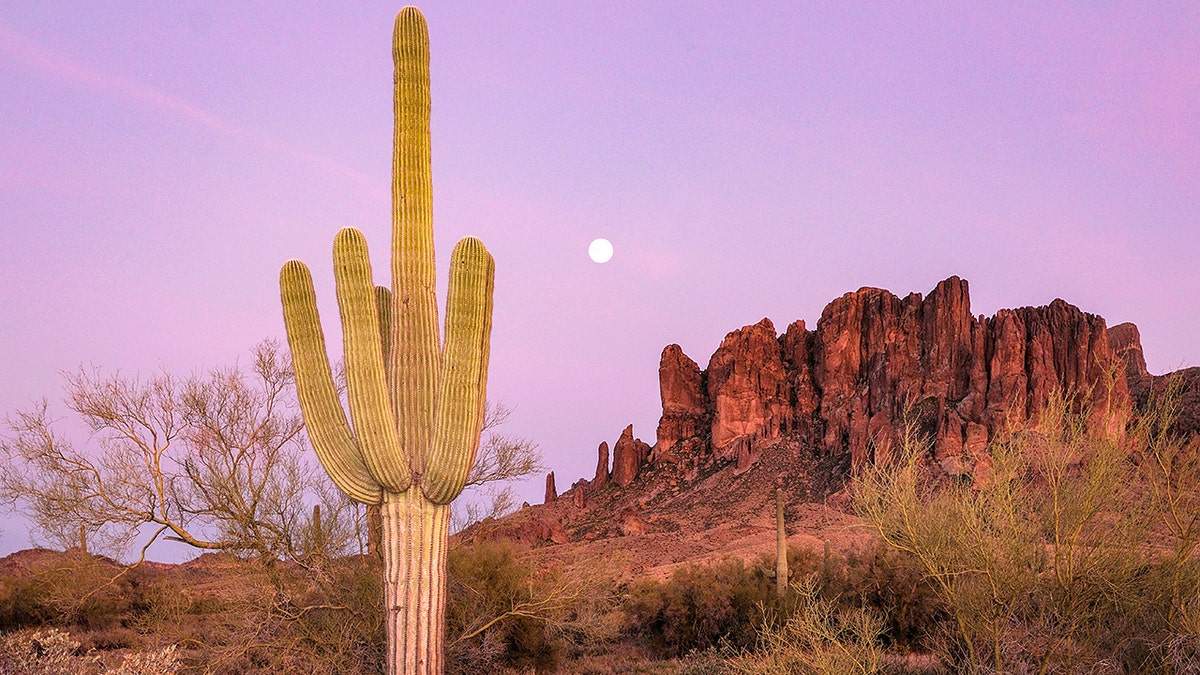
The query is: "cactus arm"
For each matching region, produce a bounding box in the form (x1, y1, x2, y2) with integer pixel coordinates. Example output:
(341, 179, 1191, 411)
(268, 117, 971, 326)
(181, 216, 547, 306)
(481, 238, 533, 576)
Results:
(390, 6, 439, 471)
(375, 286, 394, 383)
(279, 260, 383, 504)
(333, 228, 411, 492)
(424, 238, 494, 503)
(375, 285, 396, 415)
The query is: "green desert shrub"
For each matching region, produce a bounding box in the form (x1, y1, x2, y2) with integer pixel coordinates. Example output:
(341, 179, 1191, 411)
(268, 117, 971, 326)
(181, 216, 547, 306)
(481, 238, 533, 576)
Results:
(446, 540, 620, 674)
(726, 577, 886, 675)
(818, 542, 943, 651)
(446, 541, 563, 674)
(625, 557, 776, 658)
(0, 556, 134, 634)
(852, 389, 1200, 673)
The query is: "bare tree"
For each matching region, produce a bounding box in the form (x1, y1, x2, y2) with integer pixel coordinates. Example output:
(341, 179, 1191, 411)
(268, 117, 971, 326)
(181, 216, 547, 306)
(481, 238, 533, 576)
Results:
(451, 401, 544, 532)
(0, 342, 542, 561)
(0, 340, 348, 563)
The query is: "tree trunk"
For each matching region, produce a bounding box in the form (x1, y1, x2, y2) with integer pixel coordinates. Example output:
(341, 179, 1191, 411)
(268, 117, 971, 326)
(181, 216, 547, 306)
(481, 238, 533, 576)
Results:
(381, 487, 450, 675)
(367, 504, 383, 558)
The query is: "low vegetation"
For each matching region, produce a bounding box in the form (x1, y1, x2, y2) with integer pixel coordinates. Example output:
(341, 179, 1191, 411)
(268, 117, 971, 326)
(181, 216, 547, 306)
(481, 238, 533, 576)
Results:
(1, 372, 1197, 672)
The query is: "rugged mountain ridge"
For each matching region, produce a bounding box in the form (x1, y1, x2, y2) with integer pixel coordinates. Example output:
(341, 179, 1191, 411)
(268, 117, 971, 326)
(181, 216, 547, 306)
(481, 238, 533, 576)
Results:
(649, 276, 1130, 485)
(465, 277, 1192, 565)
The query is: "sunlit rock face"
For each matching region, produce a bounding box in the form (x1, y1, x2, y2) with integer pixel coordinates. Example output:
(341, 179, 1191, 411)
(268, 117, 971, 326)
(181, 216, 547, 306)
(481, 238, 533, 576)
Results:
(1108, 321, 1200, 439)
(611, 425, 651, 488)
(592, 441, 610, 489)
(1108, 321, 1152, 399)
(706, 318, 793, 463)
(654, 345, 705, 463)
(465, 277, 1183, 553)
(650, 276, 1131, 478)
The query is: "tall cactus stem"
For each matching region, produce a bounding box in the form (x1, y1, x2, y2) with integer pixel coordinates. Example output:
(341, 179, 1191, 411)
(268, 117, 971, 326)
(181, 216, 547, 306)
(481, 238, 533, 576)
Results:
(279, 6, 493, 673)
(391, 6, 439, 469)
(775, 488, 788, 598)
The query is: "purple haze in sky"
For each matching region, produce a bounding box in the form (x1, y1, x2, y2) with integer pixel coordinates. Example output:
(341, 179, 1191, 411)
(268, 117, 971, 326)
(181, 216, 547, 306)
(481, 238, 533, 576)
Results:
(1, 3, 1197, 559)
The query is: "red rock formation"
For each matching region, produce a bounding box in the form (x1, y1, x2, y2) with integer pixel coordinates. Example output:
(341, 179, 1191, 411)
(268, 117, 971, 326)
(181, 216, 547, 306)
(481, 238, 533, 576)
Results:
(812, 285, 928, 469)
(707, 318, 793, 462)
(647, 275, 1132, 478)
(544, 472, 557, 504)
(780, 320, 819, 434)
(655, 345, 705, 461)
(611, 425, 651, 487)
(593, 441, 610, 488)
(1108, 322, 1199, 437)
(619, 511, 649, 536)
(1108, 322, 1152, 399)
(468, 514, 569, 547)
(985, 300, 1129, 438)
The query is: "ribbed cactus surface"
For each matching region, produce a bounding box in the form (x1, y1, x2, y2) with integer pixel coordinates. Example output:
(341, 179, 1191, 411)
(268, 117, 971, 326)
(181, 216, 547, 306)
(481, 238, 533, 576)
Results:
(279, 7, 493, 674)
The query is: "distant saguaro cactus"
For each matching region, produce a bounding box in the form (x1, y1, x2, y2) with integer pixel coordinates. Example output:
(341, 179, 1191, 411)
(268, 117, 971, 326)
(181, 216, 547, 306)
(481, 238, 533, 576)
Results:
(775, 488, 788, 598)
(279, 7, 494, 674)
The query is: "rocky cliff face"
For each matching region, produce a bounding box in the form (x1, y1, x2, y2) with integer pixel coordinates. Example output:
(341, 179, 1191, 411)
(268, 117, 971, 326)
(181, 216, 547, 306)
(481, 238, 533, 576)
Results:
(647, 276, 1130, 482)
(509, 276, 1190, 550)
(1109, 321, 1200, 438)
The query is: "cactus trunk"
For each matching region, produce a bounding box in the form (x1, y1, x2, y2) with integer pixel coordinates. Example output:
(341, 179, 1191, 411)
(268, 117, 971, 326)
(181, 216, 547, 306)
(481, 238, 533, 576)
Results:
(775, 488, 788, 598)
(382, 488, 449, 675)
(279, 7, 494, 673)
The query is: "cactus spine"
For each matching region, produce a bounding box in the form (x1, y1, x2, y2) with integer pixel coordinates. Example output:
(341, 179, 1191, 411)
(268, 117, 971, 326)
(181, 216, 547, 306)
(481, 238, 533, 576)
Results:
(279, 7, 493, 674)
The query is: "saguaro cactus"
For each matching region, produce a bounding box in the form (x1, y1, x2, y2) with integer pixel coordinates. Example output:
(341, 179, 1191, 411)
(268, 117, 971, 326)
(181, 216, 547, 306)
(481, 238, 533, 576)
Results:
(278, 7, 493, 674)
(775, 488, 788, 598)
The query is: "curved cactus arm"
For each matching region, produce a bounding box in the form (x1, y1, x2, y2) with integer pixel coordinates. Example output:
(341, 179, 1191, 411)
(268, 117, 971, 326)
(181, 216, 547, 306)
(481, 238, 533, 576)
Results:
(390, 6, 440, 473)
(375, 286, 393, 384)
(333, 229, 411, 492)
(280, 260, 383, 504)
(424, 237, 494, 504)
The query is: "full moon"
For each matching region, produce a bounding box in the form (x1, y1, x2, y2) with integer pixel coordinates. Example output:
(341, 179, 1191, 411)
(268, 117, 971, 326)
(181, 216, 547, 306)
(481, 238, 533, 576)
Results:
(588, 238, 614, 264)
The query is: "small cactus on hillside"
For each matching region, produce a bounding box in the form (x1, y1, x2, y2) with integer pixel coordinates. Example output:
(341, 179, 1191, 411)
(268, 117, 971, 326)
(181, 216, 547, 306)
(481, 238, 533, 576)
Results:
(279, 7, 493, 674)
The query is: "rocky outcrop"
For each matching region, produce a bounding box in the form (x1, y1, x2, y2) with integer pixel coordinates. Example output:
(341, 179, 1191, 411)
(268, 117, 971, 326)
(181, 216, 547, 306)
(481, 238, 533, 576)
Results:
(544, 472, 557, 504)
(655, 345, 706, 461)
(1108, 322, 1152, 400)
(593, 441, 610, 488)
(1107, 323, 1200, 438)
(647, 276, 1131, 479)
(707, 319, 794, 462)
(465, 514, 569, 547)
(611, 425, 652, 487)
(780, 320, 819, 436)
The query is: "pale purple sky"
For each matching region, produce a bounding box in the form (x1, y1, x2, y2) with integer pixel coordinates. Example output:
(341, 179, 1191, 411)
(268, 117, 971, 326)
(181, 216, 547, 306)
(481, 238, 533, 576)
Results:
(1, 3, 1197, 558)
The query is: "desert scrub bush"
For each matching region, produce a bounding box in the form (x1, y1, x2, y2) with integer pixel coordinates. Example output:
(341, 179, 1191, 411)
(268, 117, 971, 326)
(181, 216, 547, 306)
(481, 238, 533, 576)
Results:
(105, 645, 180, 675)
(625, 557, 776, 658)
(818, 542, 942, 651)
(0, 627, 95, 675)
(446, 540, 620, 674)
(727, 577, 886, 675)
(0, 627, 178, 675)
(0, 554, 136, 634)
(851, 391, 1184, 672)
(172, 555, 385, 675)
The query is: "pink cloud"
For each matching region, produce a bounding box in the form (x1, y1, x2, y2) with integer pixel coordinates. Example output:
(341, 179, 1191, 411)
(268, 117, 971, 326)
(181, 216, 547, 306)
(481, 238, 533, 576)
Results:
(0, 20, 386, 202)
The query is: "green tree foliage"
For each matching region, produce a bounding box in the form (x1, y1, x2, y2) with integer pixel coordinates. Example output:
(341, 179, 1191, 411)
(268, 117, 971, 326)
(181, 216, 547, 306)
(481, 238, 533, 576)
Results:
(853, 388, 1200, 672)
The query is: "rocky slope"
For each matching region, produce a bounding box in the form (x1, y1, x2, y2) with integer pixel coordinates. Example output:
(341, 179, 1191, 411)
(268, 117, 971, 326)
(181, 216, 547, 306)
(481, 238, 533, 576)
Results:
(464, 277, 1194, 573)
